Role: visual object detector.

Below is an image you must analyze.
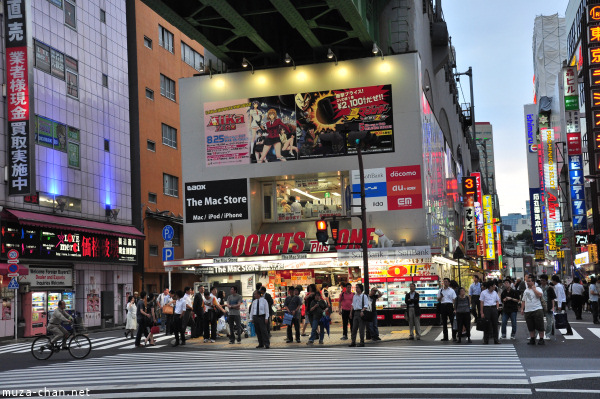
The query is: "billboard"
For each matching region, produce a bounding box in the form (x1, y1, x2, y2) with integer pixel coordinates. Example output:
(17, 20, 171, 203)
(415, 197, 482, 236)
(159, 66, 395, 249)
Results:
(203, 84, 394, 166)
(523, 104, 539, 189)
(541, 128, 560, 231)
(483, 195, 495, 260)
(529, 188, 544, 246)
(184, 179, 249, 223)
(569, 155, 587, 230)
(462, 176, 477, 256)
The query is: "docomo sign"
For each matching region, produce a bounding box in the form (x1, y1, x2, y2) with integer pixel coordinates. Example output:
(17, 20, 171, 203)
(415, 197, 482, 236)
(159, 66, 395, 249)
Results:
(219, 228, 376, 257)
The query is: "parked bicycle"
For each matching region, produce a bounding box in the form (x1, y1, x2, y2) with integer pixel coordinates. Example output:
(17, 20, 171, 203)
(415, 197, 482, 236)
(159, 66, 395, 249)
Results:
(31, 323, 92, 360)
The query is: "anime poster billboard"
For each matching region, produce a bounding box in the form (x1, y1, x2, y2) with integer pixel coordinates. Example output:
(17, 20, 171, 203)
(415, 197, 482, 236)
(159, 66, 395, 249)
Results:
(203, 85, 394, 166)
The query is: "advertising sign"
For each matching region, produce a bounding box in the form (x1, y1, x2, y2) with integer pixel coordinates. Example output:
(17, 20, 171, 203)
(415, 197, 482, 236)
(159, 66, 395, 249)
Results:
(20, 267, 73, 288)
(5, 0, 33, 196)
(351, 165, 422, 212)
(483, 195, 495, 260)
(541, 128, 560, 230)
(569, 154, 587, 230)
(462, 176, 477, 256)
(563, 66, 579, 110)
(529, 188, 544, 246)
(185, 179, 249, 223)
(203, 85, 394, 166)
(567, 132, 582, 155)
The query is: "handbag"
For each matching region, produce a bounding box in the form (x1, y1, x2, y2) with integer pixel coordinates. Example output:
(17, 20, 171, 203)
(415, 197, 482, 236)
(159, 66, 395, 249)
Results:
(282, 312, 293, 326)
(150, 325, 159, 334)
(476, 317, 486, 331)
(162, 304, 174, 315)
(360, 294, 373, 321)
(452, 318, 458, 331)
(554, 312, 569, 329)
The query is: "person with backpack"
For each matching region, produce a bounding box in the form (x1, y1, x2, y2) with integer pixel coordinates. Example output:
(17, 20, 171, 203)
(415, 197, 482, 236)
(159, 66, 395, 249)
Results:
(338, 283, 354, 340)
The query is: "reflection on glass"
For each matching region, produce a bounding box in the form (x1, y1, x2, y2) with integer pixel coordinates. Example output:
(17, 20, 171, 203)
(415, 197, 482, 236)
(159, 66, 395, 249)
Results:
(274, 176, 343, 222)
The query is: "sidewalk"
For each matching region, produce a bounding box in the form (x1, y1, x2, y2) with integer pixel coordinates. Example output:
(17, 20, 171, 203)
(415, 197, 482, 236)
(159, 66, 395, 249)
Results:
(183, 323, 433, 349)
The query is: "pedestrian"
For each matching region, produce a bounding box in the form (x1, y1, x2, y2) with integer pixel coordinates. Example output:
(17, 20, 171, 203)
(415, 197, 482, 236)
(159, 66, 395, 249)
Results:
(453, 287, 471, 343)
(182, 287, 194, 339)
(125, 295, 137, 339)
(539, 274, 556, 337)
(192, 286, 205, 339)
(307, 291, 327, 344)
(521, 275, 546, 345)
(479, 281, 500, 344)
(251, 290, 270, 349)
(259, 286, 275, 337)
(551, 275, 574, 335)
(203, 287, 227, 343)
(469, 275, 482, 320)
(225, 286, 243, 344)
(500, 278, 520, 340)
(134, 290, 148, 348)
(144, 294, 157, 346)
(133, 291, 139, 303)
(437, 278, 457, 342)
(172, 290, 186, 347)
(570, 277, 585, 320)
(516, 278, 526, 297)
(156, 287, 170, 333)
(301, 284, 316, 336)
(405, 283, 421, 340)
(367, 287, 383, 341)
(338, 283, 354, 340)
(589, 277, 599, 324)
(283, 286, 302, 343)
(349, 283, 369, 347)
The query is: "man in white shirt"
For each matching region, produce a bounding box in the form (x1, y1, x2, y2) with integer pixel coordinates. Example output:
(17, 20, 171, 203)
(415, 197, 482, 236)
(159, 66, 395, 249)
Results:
(479, 281, 500, 344)
(468, 275, 482, 320)
(251, 290, 270, 349)
(590, 277, 599, 324)
(437, 278, 457, 341)
(181, 287, 194, 341)
(569, 277, 585, 320)
(551, 275, 573, 335)
(172, 290, 187, 347)
(349, 283, 369, 347)
(520, 275, 545, 345)
(156, 287, 171, 333)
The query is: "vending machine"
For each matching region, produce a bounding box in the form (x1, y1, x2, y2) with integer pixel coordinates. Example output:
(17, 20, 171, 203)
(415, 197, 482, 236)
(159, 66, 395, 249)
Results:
(47, 292, 61, 312)
(23, 292, 48, 337)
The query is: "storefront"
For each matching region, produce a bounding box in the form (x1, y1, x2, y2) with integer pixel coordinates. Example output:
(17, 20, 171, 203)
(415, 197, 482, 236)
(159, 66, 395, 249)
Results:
(0, 209, 143, 337)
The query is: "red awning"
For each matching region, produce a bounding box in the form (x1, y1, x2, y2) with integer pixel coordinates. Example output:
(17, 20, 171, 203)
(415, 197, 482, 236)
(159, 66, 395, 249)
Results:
(0, 264, 29, 276)
(5, 209, 144, 239)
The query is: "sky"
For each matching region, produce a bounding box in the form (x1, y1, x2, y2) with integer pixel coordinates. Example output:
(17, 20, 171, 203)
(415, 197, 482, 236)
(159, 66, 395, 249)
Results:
(443, 1, 568, 216)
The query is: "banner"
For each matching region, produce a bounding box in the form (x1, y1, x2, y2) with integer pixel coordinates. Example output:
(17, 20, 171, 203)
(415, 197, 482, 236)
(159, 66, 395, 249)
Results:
(483, 195, 495, 260)
(185, 179, 249, 223)
(203, 84, 394, 166)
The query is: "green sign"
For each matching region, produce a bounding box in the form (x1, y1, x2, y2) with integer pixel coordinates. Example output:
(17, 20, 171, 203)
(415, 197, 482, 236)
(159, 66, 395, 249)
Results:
(67, 126, 80, 141)
(564, 96, 579, 111)
(36, 115, 54, 148)
(324, 192, 331, 198)
(67, 142, 80, 168)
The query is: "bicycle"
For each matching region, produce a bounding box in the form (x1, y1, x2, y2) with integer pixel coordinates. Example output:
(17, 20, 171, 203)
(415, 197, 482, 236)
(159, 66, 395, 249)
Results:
(31, 323, 92, 360)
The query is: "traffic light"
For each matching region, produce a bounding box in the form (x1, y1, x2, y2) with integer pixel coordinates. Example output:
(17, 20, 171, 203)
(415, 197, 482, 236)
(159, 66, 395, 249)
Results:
(316, 219, 329, 244)
(330, 218, 340, 244)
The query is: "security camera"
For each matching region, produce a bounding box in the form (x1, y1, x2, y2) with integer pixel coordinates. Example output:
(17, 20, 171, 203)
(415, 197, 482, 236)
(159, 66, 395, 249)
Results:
(425, 85, 430, 92)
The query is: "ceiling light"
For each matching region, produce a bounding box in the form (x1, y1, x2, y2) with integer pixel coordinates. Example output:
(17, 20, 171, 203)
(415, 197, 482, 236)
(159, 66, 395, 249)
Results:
(242, 57, 254, 74)
(327, 48, 338, 65)
(291, 188, 319, 201)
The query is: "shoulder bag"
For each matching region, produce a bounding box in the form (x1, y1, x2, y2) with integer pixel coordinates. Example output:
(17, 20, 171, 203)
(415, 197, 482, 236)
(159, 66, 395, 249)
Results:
(162, 304, 174, 315)
(360, 294, 373, 321)
(539, 289, 548, 313)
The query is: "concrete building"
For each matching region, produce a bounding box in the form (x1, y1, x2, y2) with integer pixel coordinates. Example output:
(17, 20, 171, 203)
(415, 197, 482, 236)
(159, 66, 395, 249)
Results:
(475, 122, 499, 210)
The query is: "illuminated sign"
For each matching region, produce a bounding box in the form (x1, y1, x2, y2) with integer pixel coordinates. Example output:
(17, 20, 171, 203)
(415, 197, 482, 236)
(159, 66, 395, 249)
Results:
(541, 128, 560, 231)
(483, 195, 494, 260)
(569, 154, 587, 230)
(525, 113, 536, 152)
(591, 67, 600, 87)
(462, 177, 477, 256)
(529, 188, 544, 246)
(563, 66, 578, 110)
(574, 252, 589, 265)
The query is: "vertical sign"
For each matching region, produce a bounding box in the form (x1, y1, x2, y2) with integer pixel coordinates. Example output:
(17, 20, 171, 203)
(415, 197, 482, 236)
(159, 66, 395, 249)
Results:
(4, 0, 33, 195)
(529, 188, 544, 246)
(569, 154, 587, 230)
(483, 195, 495, 260)
(541, 128, 560, 233)
(462, 176, 477, 256)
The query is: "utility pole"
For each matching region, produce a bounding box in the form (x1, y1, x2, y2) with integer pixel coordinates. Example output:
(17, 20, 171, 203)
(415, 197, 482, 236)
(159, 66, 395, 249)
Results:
(357, 145, 370, 292)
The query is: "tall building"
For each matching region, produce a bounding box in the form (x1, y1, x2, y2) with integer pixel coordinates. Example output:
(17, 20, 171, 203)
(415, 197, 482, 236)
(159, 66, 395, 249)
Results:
(0, 0, 143, 338)
(126, 0, 206, 294)
(475, 122, 499, 211)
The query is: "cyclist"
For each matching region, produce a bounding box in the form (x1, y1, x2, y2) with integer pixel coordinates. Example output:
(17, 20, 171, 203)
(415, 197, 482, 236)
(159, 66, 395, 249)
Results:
(47, 300, 73, 349)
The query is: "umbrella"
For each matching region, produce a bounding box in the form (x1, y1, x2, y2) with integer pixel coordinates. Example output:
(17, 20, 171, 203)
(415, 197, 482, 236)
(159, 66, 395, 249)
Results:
(320, 314, 331, 336)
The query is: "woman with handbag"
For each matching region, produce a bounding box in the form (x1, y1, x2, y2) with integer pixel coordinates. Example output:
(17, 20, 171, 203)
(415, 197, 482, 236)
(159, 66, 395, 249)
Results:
(306, 291, 327, 344)
(203, 288, 227, 343)
(124, 295, 137, 339)
(143, 294, 157, 346)
(162, 292, 175, 336)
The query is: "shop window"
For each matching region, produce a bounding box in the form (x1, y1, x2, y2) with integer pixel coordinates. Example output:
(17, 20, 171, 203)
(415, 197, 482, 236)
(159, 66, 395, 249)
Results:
(38, 192, 82, 212)
(149, 245, 158, 256)
(273, 176, 343, 222)
(147, 140, 156, 151)
(148, 192, 157, 203)
(144, 36, 152, 49)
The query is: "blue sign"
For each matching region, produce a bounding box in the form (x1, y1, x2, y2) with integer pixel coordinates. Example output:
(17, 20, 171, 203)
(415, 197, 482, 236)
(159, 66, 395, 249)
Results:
(352, 182, 386, 198)
(568, 154, 587, 230)
(7, 277, 19, 289)
(162, 247, 174, 262)
(162, 225, 174, 241)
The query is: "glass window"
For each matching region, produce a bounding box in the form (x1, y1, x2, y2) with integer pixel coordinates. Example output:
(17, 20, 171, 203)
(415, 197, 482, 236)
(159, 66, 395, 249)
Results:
(100, 9, 106, 23)
(64, 0, 76, 29)
(66, 70, 78, 98)
(162, 123, 177, 149)
(145, 88, 154, 100)
(148, 192, 157, 203)
(102, 74, 108, 87)
(147, 140, 156, 151)
(149, 245, 158, 256)
(274, 176, 343, 222)
(262, 183, 273, 221)
(158, 25, 173, 53)
(50, 48, 65, 80)
(163, 173, 178, 197)
(181, 42, 204, 72)
(49, 0, 63, 8)
(35, 41, 51, 73)
(144, 36, 152, 49)
(104, 139, 110, 152)
(160, 74, 175, 101)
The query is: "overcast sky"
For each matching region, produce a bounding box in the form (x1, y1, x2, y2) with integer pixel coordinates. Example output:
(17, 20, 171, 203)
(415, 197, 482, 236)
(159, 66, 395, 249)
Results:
(443, 1, 567, 216)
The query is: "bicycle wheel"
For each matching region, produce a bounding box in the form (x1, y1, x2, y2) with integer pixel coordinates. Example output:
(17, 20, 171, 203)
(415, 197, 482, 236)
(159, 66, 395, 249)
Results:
(31, 336, 54, 360)
(68, 334, 91, 359)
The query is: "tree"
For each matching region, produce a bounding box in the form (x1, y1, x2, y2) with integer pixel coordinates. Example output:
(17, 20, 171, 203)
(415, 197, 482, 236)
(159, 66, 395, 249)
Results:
(515, 229, 533, 246)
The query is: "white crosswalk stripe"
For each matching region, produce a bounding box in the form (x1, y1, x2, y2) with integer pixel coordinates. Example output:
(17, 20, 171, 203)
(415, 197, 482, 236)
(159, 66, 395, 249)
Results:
(0, 345, 532, 397)
(557, 328, 584, 339)
(435, 326, 484, 340)
(589, 327, 600, 339)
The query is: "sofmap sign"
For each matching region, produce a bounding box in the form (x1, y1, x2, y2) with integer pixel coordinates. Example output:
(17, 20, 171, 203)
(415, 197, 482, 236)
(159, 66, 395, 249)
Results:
(185, 179, 249, 223)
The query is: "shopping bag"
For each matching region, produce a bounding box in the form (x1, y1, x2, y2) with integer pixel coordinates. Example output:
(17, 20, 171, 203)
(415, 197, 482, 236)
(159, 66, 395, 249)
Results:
(554, 312, 569, 330)
(476, 318, 486, 331)
(150, 325, 159, 334)
(282, 313, 293, 326)
(248, 321, 256, 337)
(452, 318, 457, 331)
(217, 316, 227, 333)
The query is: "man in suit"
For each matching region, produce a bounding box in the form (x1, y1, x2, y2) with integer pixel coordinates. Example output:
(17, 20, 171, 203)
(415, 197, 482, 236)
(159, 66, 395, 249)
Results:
(405, 283, 421, 340)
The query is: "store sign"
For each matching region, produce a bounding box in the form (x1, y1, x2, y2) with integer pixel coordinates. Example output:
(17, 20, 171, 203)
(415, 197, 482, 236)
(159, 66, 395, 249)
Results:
(1, 224, 138, 263)
(567, 133, 582, 155)
(574, 252, 589, 266)
(563, 66, 579, 110)
(569, 155, 587, 230)
(542, 128, 560, 231)
(575, 234, 590, 246)
(483, 195, 495, 260)
(351, 165, 423, 212)
(525, 112, 536, 152)
(185, 178, 249, 223)
(20, 267, 73, 288)
(5, 0, 33, 196)
(462, 176, 477, 256)
(338, 246, 432, 261)
(530, 188, 544, 244)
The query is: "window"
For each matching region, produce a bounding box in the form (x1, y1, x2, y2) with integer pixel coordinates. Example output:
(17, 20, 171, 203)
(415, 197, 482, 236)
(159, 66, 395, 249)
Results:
(145, 88, 154, 100)
(158, 25, 173, 53)
(163, 174, 178, 197)
(147, 140, 156, 151)
(102, 74, 108, 87)
(162, 123, 177, 149)
(66, 56, 78, 98)
(160, 74, 175, 101)
(181, 42, 204, 71)
(104, 139, 110, 152)
(144, 36, 152, 49)
(50, 49, 65, 80)
(100, 9, 106, 23)
(149, 245, 158, 256)
(148, 192, 157, 203)
(172, 226, 180, 246)
(35, 40, 51, 73)
(65, 0, 76, 29)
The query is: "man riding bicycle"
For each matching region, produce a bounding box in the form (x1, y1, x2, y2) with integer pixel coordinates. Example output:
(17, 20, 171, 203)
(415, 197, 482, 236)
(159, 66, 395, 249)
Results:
(47, 300, 73, 349)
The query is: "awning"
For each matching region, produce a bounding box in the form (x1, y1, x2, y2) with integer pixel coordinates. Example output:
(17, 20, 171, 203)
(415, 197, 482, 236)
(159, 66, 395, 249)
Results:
(5, 209, 144, 239)
(0, 264, 29, 276)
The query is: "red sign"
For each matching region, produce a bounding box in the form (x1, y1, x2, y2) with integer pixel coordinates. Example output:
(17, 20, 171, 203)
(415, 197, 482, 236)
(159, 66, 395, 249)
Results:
(393, 314, 405, 320)
(377, 314, 385, 320)
(567, 133, 582, 155)
(386, 165, 423, 211)
(386, 276, 412, 282)
(370, 277, 387, 283)
(412, 275, 438, 281)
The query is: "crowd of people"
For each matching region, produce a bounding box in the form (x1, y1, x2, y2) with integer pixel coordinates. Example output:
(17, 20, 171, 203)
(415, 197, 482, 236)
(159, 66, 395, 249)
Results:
(123, 274, 599, 349)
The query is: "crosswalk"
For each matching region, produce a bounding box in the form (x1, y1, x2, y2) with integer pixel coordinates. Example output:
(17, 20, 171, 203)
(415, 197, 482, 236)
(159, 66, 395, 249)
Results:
(435, 326, 600, 341)
(0, 345, 532, 397)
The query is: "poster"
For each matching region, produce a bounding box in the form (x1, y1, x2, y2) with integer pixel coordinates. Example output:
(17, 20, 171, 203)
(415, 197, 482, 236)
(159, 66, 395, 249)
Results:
(241, 273, 255, 297)
(184, 178, 249, 223)
(203, 84, 394, 166)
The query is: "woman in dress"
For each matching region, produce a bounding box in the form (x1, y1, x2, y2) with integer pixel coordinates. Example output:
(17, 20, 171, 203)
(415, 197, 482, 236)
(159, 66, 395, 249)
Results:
(258, 109, 290, 163)
(279, 126, 298, 158)
(125, 295, 137, 339)
(143, 294, 157, 346)
(247, 101, 263, 152)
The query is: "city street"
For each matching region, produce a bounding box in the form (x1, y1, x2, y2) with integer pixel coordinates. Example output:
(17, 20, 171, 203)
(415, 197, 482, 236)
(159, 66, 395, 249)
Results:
(0, 310, 598, 398)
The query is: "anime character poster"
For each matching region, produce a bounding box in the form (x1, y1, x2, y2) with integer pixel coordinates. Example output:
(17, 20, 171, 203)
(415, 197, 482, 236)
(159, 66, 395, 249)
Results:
(295, 84, 394, 159)
(248, 94, 298, 163)
(204, 99, 252, 166)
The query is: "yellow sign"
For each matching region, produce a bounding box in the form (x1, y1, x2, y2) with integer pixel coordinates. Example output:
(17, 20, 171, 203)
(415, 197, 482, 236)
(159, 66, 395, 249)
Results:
(589, 244, 598, 263)
(483, 195, 495, 260)
(556, 250, 564, 259)
(548, 231, 557, 251)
